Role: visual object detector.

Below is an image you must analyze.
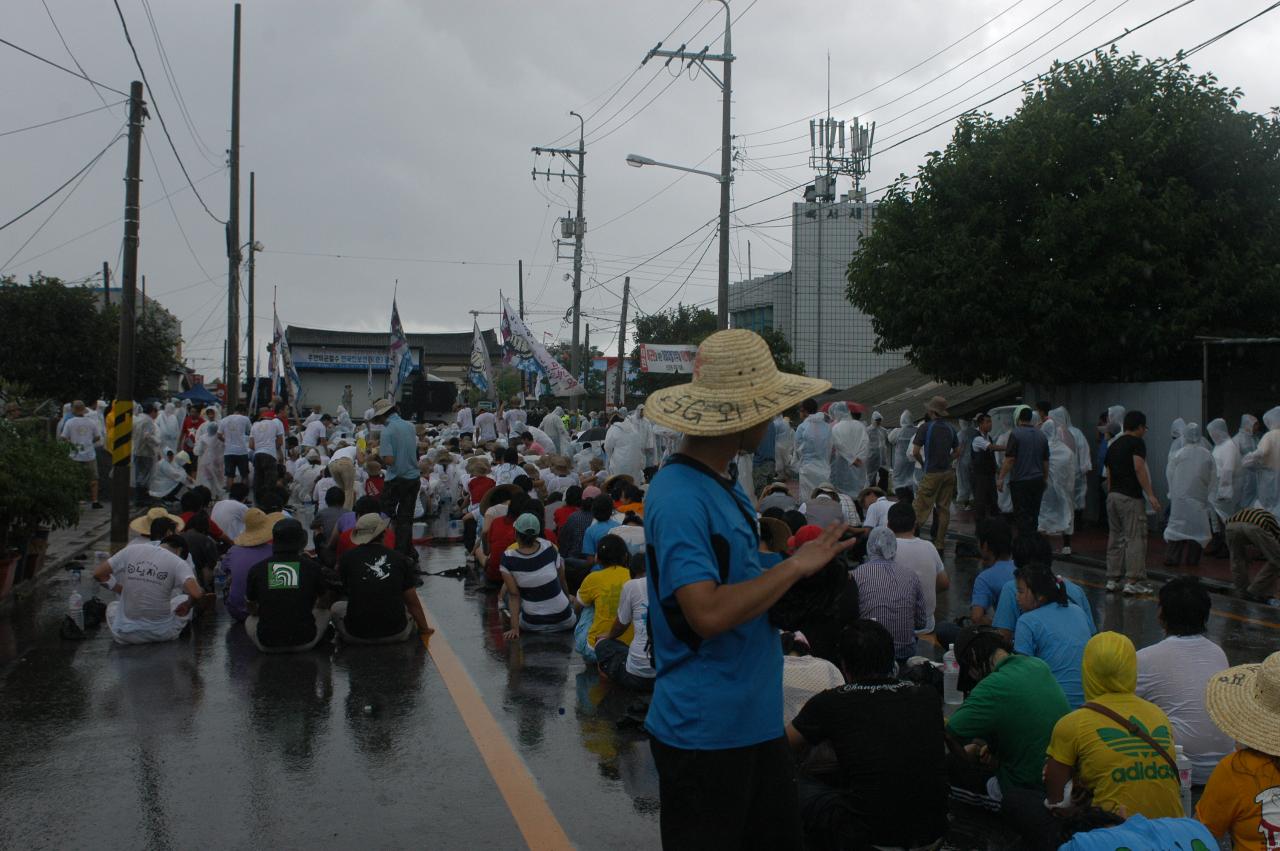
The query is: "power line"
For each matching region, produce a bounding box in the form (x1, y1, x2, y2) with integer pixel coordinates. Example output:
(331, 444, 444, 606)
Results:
(0, 100, 127, 138)
(0, 36, 129, 97)
(139, 0, 223, 166)
(110, 0, 226, 225)
(0, 128, 125, 234)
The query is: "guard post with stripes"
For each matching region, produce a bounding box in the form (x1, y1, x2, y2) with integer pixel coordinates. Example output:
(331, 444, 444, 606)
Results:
(108, 401, 133, 465)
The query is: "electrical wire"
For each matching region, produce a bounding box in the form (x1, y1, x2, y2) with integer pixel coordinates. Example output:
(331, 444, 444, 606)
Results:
(0, 36, 129, 97)
(0, 128, 125, 234)
(110, 0, 226, 225)
(139, 0, 223, 166)
(0, 100, 127, 139)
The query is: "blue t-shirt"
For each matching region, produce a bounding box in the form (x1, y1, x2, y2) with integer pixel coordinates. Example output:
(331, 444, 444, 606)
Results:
(758, 551, 785, 570)
(581, 519, 621, 560)
(992, 577, 1097, 635)
(380, 414, 420, 481)
(970, 559, 1015, 612)
(752, 419, 777, 464)
(644, 456, 781, 749)
(1013, 602, 1093, 708)
(1058, 814, 1214, 851)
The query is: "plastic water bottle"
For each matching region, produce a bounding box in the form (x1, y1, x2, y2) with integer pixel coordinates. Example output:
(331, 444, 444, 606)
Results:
(1175, 744, 1193, 817)
(943, 644, 962, 705)
(213, 569, 227, 597)
(68, 589, 84, 631)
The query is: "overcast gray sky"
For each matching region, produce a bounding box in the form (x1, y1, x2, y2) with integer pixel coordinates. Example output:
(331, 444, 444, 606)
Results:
(4, 0, 1278, 379)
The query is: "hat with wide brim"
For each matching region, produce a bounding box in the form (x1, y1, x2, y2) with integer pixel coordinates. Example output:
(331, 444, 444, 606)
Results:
(234, 509, 285, 547)
(603, 473, 634, 492)
(644, 329, 830, 437)
(350, 512, 390, 545)
(129, 506, 185, 536)
(926, 395, 950, 417)
(1205, 651, 1280, 757)
(479, 483, 524, 514)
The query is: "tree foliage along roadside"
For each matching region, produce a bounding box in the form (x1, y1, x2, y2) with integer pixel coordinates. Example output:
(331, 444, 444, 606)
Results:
(847, 50, 1280, 385)
(0, 275, 181, 402)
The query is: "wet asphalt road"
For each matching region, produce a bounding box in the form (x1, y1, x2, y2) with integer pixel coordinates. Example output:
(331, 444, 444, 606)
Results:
(0, 541, 1275, 850)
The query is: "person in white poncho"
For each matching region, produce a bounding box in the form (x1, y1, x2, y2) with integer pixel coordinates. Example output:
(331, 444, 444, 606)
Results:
(828, 402, 868, 499)
(1164, 422, 1215, 567)
(1037, 419, 1078, 549)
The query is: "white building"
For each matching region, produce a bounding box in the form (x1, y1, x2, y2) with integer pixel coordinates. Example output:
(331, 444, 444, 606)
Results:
(729, 191, 906, 390)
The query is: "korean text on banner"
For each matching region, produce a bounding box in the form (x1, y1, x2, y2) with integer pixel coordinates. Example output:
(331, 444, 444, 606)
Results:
(638, 343, 697, 374)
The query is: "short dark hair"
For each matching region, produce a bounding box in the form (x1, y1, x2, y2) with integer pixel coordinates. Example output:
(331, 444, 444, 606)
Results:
(1123, 410, 1147, 431)
(161, 534, 189, 559)
(180, 490, 203, 512)
(564, 485, 583, 507)
(150, 517, 178, 540)
(596, 534, 629, 568)
(782, 509, 807, 534)
(353, 496, 382, 517)
(800, 398, 819, 415)
(503, 446, 520, 465)
(840, 620, 895, 680)
(513, 474, 534, 493)
(1158, 576, 1211, 636)
(228, 482, 250, 502)
(591, 493, 615, 521)
(887, 501, 916, 534)
(190, 485, 213, 508)
(977, 518, 1012, 558)
(1011, 532, 1053, 568)
(975, 413, 991, 425)
(325, 486, 345, 507)
(1017, 407, 1033, 423)
(185, 512, 210, 535)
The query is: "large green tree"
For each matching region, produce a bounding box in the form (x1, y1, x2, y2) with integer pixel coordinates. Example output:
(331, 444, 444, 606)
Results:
(847, 50, 1280, 385)
(0, 275, 180, 401)
(629, 303, 718, 397)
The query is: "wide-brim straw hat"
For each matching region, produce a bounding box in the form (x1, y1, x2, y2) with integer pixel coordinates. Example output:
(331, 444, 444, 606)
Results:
(350, 512, 390, 545)
(1205, 650, 1280, 757)
(479, 483, 523, 514)
(129, 506, 185, 535)
(644, 329, 830, 437)
(603, 473, 634, 492)
(234, 509, 285, 547)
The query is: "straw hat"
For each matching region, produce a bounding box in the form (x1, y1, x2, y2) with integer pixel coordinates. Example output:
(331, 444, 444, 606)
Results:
(129, 506, 185, 536)
(371, 398, 394, 418)
(603, 473, 634, 492)
(479, 483, 523, 514)
(549, 454, 572, 475)
(926, 395, 950, 417)
(644, 329, 830, 437)
(350, 512, 390, 545)
(1205, 650, 1280, 756)
(234, 509, 285, 547)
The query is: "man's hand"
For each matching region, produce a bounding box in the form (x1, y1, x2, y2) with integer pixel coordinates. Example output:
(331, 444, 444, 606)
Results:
(503, 627, 520, 640)
(788, 522, 857, 578)
(1147, 495, 1162, 514)
(996, 477, 1005, 493)
(175, 600, 192, 617)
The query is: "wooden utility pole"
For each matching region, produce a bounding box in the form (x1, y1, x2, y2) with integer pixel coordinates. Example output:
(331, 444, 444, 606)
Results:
(616, 276, 629, 408)
(102, 262, 110, 306)
(110, 81, 146, 548)
(225, 2, 242, 407)
(247, 170, 256, 383)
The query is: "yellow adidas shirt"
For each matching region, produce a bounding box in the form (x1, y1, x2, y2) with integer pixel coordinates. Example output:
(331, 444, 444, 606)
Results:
(1047, 692, 1183, 819)
(576, 566, 632, 648)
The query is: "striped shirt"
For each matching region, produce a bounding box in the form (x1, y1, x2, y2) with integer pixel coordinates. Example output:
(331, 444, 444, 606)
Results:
(1227, 507, 1280, 541)
(852, 559, 927, 660)
(500, 540, 574, 629)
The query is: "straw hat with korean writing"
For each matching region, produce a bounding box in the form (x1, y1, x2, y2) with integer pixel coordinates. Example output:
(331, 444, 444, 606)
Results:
(1205, 650, 1280, 757)
(644, 329, 830, 437)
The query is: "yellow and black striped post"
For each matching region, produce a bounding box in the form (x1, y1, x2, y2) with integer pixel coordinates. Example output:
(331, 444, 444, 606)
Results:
(108, 400, 133, 465)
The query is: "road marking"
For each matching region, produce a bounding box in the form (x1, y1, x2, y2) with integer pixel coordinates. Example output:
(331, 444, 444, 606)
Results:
(1071, 576, 1280, 630)
(420, 606, 574, 850)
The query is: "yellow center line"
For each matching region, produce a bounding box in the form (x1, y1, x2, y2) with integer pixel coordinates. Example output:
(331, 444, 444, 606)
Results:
(420, 604, 574, 850)
(1070, 576, 1280, 630)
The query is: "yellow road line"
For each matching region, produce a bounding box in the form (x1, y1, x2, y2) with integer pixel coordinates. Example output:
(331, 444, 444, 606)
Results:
(1071, 576, 1280, 630)
(420, 605, 574, 850)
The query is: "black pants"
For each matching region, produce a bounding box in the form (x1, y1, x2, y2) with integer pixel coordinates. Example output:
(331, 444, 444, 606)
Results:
(595, 638, 654, 692)
(650, 735, 802, 851)
(972, 470, 998, 522)
(382, 476, 419, 561)
(252, 454, 278, 504)
(1009, 478, 1045, 539)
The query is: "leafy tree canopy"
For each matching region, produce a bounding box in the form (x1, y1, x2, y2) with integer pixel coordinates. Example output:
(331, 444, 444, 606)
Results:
(629, 303, 718, 396)
(847, 50, 1280, 385)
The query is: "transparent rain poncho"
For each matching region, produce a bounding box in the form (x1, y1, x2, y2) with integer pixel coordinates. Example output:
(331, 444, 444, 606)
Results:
(1038, 420, 1077, 536)
(1164, 423, 1215, 545)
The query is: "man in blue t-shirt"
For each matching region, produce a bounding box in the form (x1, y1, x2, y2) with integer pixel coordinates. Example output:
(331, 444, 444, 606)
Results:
(643, 329, 853, 851)
(910, 395, 960, 552)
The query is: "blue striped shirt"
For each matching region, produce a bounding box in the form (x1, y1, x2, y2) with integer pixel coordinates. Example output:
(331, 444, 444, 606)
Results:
(499, 541, 573, 629)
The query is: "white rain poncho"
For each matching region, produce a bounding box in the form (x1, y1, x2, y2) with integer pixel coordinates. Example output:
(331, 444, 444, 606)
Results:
(651, 422, 682, 465)
(1207, 418, 1242, 521)
(1233, 414, 1260, 509)
(604, 417, 645, 482)
(773, 414, 795, 479)
(157, 402, 181, 455)
(989, 407, 1016, 514)
(633, 406, 657, 468)
(1050, 406, 1092, 510)
(829, 403, 869, 497)
(333, 406, 355, 439)
(735, 451, 755, 504)
(1165, 417, 1187, 499)
(866, 412, 886, 475)
(1244, 407, 1280, 514)
(1106, 405, 1126, 435)
(540, 407, 570, 455)
(1164, 422, 1215, 545)
(573, 443, 601, 474)
(1037, 420, 1077, 536)
(888, 410, 918, 491)
(193, 421, 225, 497)
(794, 411, 833, 500)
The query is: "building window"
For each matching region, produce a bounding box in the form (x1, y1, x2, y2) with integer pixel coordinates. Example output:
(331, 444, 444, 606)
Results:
(731, 306, 774, 333)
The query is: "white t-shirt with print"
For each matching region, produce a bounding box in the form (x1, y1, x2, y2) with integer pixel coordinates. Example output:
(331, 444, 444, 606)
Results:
(109, 542, 195, 621)
(249, 418, 284, 458)
(615, 577, 654, 679)
(60, 415, 103, 462)
(219, 414, 251, 456)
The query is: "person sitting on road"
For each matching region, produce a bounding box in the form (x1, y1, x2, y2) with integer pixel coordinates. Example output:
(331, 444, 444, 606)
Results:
(223, 508, 282, 621)
(595, 552, 654, 692)
(210, 482, 251, 544)
(180, 511, 221, 590)
(557, 485, 599, 594)
(971, 519, 1016, 626)
(1013, 561, 1094, 708)
(580, 493, 621, 569)
(334, 496, 397, 559)
(93, 514, 205, 645)
(312, 486, 347, 569)
(785, 619, 948, 850)
(573, 534, 632, 663)
(851, 527, 926, 665)
(780, 630, 844, 726)
(499, 513, 575, 639)
(991, 533, 1096, 640)
(149, 447, 194, 503)
(1136, 575, 1233, 786)
(946, 625, 1070, 836)
(244, 518, 330, 653)
(331, 513, 432, 644)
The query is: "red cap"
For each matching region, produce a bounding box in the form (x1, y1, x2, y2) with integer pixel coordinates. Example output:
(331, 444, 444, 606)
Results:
(787, 524, 823, 552)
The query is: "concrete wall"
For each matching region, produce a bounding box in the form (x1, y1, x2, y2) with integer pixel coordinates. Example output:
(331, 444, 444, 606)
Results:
(1025, 380, 1203, 501)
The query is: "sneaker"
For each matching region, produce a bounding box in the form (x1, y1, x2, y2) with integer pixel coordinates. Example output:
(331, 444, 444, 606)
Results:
(1060, 546, 1072, 556)
(1105, 580, 1121, 592)
(1123, 581, 1155, 596)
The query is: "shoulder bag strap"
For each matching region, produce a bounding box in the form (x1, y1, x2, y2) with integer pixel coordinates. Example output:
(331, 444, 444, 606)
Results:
(1082, 701, 1178, 775)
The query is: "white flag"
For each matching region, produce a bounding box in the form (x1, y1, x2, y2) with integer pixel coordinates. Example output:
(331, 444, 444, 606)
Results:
(500, 296, 581, 396)
(469, 319, 492, 394)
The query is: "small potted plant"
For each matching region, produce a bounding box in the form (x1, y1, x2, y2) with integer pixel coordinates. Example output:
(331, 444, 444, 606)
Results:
(0, 417, 85, 596)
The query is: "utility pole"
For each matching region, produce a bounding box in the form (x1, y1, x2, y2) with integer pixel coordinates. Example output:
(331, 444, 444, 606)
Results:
(247, 170, 256, 384)
(225, 2, 242, 408)
(616, 277, 629, 408)
(102, 262, 110, 306)
(532, 111, 586, 403)
(642, 1, 733, 328)
(110, 81, 146, 548)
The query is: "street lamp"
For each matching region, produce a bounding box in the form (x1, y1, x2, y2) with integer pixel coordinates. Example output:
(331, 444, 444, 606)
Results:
(625, 154, 725, 182)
